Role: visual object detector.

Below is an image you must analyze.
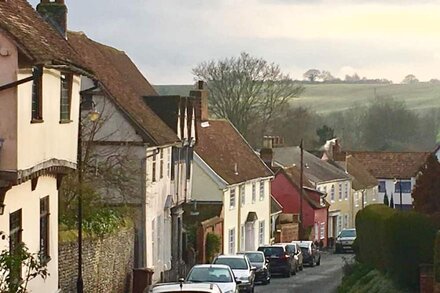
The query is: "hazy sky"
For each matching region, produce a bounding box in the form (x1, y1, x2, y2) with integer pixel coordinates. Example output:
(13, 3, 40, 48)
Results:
(29, 0, 440, 84)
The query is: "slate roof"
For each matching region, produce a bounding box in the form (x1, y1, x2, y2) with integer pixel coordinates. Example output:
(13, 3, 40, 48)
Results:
(195, 120, 273, 185)
(347, 151, 430, 179)
(0, 0, 88, 72)
(272, 147, 350, 184)
(68, 32, 178, 146)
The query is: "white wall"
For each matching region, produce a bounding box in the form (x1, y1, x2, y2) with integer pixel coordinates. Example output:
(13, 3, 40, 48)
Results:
(191, 162, 223, 202)
(17, 69, 80, 170)
(0, 177, 59, 293)
(377, 178, 415, 205)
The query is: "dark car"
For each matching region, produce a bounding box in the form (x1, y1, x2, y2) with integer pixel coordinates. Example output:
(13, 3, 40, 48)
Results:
(293, 241, 321, 267)
(257, 245, 296, 277)
(274, 243, 303, 272)
(237, 251, 271, 285)
(335, 228, 356, 253)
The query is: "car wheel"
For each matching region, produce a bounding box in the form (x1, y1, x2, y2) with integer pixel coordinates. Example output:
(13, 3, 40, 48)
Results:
(310, 259, 315, 267)
(299, 264, 303, 271)
(317, 257, 321, 266)
(292, 266, 296, 275)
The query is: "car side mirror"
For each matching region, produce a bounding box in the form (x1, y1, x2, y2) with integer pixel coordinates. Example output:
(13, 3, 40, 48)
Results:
(251, 266, 257, 271)
(235, 279, 242, 285)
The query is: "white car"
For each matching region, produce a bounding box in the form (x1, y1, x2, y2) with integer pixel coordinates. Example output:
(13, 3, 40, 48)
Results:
(149, 282, 222, 293)
(186, 264, 240, 293)
(213, 255, 256, 293)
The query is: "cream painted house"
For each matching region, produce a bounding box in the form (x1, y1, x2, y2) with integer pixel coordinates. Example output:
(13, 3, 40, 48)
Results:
(68, 31, 197, 283)
(191, 88, 273, 254)
(0, 1, 91, 292)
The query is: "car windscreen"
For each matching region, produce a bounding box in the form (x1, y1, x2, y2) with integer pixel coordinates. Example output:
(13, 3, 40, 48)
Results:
(339, 229, 356, 237)
(187, 267, 233, 283)
(258, 246, 284, 257)
(245, 252, 264, 262)
(214, 258, 248, 270)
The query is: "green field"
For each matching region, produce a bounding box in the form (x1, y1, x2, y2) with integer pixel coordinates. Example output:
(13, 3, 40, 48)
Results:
(154, 83, 440, 114)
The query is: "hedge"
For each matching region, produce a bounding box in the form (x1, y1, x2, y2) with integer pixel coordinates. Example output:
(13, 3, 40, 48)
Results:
(355, 204, 437, 290)
(434, 232, 440, 282)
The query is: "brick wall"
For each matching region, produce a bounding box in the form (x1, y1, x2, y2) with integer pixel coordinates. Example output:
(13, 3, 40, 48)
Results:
(59, 227, 135, 293)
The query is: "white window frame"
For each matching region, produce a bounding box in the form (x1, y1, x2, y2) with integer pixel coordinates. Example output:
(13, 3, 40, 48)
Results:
(252, 182, 256, 203)
(259, 220, 265, 245)
(343, 214, 349, 228)
(229, 228, 235, 254)
(338, 183, 342, 201)
(259, 181, 265, 201)
(344, 182, 349, 200)
(320, 222, 325, 240)
(230, 188, 236, 210)
(331, 185, 335, 202)
(240, 225, 245, 251)
(240, 184, 245, 207)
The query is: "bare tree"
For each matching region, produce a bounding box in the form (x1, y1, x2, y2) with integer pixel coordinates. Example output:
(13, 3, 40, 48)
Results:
(192, 52, 304, 140)
(402, 74, 419, 84)
(303, 69, 321, 82)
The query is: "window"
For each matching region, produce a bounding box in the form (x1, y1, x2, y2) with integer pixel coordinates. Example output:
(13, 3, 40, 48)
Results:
(252, 182, 256, 203)
(337, 215, 342, 235)
(338, 183, 342, 200)
(229, 188, 236, 209)
(395, 181, 412, 193)
(343, 214, 349, 228)
(378, 181, 386, 193)
(159, 149, 164, 179)
(314, 223, 319, 240)
(240, 225, 245, 251)
(152, 219, 156, 263)
(259, 181, 265, 201)
(354, 192, 359, 207)
(157, 215, 161, 261)
(31, 66, 43, 121)
(228, 228, 235, 254)
(10, 209, 22, 282)
(344, 183, 348, 200)
(259, 221, 265, 245)
(320, 222, 325, 240)
(167, 148, 170, 178)
(240, 185, 245, 206)
(40, 196, 50, 261)
(60, 73, 73, 121)
(330, 185, 335, 201)
(186, 147, 193, 179)
(152, 152, 157, 182)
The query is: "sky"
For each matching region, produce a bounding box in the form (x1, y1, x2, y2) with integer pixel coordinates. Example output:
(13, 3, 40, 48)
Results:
(29, 0, 440, 84)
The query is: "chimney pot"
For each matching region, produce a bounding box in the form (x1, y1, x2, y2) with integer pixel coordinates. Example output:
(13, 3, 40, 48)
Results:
(198, 80, 204, 90)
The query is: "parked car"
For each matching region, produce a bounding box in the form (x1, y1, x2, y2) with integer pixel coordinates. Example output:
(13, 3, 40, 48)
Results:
(286, 242, 303, 271)
(185, 264, 240, 293)
(335, 228, 357, 253)
(212, 255, 255, 293)
(237, 251, 271, 285)
(292, 241, 321, 267)
(257, 245, 296, 277)
(149, 282, 223, 293)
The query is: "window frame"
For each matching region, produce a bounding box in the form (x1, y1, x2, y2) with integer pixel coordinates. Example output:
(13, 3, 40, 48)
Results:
(228, 228, 235, 254)
(330, 185, 335, 201)
(152, 152, 157, 182)
(338, 183, 343, 201)
(229, 188, 236, 209)
(259, 181, 265, 201)
(159, 149, 164, 179)
(378, 181, 386, 193)
(31, 66, 43, 122)
(252, 182, 256, 203)
(344, 182, 349, 200)
(259, 220, 265, 245)
(59, 72, 73, 123)
(40, 196, 50, 262)
(395, 181, 412, 193)
(240, 184, 245, 206)
(10, 209, 23, 282)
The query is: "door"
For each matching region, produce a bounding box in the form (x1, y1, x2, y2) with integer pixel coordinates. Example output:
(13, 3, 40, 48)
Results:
(245, 222, 255, 251)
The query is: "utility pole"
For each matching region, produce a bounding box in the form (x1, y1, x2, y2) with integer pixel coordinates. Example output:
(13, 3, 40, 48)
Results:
(299, 140, 304, 240)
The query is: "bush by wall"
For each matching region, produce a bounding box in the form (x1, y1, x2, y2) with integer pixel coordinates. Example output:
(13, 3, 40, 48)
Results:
(355, 204, 437, 291)
(355, 204, 395, 270)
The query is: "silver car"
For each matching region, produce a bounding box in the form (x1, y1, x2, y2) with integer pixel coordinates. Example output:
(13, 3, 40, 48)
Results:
(335, 228, 357, 253)
(186, 264, 240, 293)
(213, 255, 256, 293)
(149, 282, 222, 293)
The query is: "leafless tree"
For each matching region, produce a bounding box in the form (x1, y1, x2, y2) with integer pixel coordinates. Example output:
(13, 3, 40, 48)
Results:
(192, 52, 304, 142)
(303, 69, 321, 82)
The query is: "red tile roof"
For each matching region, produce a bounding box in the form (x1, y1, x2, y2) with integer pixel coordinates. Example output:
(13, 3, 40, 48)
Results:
(0, 0, 88, 72)
(348, 151, 430, 179)
(68, 32, 178, 146)
(345, 155, 378, 190)
(195, 120, 273, 184)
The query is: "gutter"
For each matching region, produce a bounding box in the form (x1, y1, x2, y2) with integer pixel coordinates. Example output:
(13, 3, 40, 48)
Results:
(0, 67, 42, 92)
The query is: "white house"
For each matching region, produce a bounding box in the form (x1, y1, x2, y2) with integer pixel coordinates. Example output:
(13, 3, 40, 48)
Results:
(0, 1, 91, 292)
(348, 151, 431, 210)
(191, 85, 273, 254)
(68, 32, 196, 283)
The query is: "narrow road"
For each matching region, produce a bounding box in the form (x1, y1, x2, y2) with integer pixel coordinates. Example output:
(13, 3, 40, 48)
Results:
(254, 252, 353, 293)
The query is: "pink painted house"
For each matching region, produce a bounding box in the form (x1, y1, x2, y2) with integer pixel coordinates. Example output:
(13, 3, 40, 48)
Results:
(271, 166, 329, 247)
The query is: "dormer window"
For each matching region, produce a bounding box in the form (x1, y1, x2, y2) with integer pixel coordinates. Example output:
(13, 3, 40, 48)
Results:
(60, 73, 73, 122)
(31, 66, 43, 122)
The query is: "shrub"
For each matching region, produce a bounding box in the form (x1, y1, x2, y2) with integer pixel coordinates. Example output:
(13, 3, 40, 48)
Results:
(385, 211, 437, 290)
(206, 233, 221, 263)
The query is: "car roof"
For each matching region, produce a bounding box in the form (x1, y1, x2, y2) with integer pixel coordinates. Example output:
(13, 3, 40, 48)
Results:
(191, 264, 232, 269)
(150, 282, 221, 293)
(237, 251, 264, 254)
(216, 254, 247, 259)
(342, 228, 356, 231)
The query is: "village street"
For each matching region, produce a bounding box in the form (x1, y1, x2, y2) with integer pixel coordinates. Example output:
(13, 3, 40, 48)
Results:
(255, 252, 353, 293)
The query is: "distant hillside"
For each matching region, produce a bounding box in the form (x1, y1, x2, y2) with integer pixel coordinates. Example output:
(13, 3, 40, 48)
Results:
(154, 83, 440, 114)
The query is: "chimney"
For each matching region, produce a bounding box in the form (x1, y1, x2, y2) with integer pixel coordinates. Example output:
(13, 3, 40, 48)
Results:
(260, 136, 274, 168)
(36, 0, 68, 38)
(190, 81, 209, 122)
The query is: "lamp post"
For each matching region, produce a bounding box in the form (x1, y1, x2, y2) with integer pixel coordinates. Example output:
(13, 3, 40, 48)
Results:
(77, 100, 99, 293)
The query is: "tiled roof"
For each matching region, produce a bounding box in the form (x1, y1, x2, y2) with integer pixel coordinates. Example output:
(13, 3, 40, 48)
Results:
(348, 151, 430, 179)
(68, 32, 178, 146)
(273, 147, 350, 184)
(0, 0, 88, 72)
(195, 120, 273, 185)
(345, 155, 378, 190)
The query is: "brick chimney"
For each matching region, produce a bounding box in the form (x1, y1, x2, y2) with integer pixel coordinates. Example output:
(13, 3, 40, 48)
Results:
(36, 0, 68, 38)
(260, 136, 274, 168)
(190, 81, 209, 122)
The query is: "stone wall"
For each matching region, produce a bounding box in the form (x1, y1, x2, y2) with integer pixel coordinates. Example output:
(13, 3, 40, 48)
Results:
(59, 226, 135, 293)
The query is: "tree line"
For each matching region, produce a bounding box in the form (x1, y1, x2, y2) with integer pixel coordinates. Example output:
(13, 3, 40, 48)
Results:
(193, 52, 440, 151)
